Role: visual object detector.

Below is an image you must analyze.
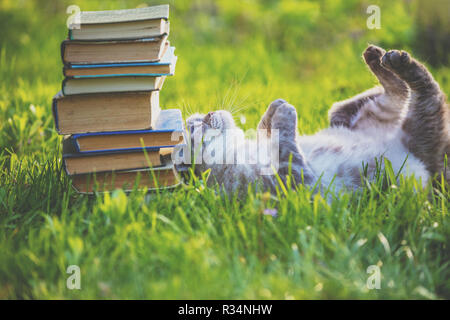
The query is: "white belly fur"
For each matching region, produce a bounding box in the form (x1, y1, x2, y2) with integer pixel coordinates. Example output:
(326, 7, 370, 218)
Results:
(298, 126, 429, 190)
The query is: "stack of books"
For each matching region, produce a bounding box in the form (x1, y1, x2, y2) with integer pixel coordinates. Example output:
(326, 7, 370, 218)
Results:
(52, 5, 184, 193)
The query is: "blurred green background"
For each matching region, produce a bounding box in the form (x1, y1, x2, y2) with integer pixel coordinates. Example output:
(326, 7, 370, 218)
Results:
(0, 0, 448, 299)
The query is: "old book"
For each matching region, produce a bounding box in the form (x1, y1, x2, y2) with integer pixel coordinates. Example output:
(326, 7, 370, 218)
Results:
(62, 137, 174, 175)
(70, 19, 169, 41)
(70, 5, 169, 25)
(69, 109, 185, 153)
(61, 35, 168, 65)
(52, 91, 160, 134)
(69, 5, 170, 41)
(64, 46, 177, 77)
(62, 75, 166, 95)
(71, 164, 180, 193)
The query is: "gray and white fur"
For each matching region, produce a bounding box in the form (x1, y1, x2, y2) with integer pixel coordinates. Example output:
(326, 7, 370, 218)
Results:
(184, 46, 450, 195)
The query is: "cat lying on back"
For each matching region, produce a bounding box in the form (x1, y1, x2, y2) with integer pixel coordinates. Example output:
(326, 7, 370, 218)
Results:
(183, 45, 450, 194)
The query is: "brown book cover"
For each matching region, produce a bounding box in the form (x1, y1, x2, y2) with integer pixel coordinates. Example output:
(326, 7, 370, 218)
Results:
(61, 75, 166, 95)
(68, 109, 184, 153)
(61, 35, 168, 65)
(63, 44, 176, 77)
(69, 19, 169, 41)
(71, 165, 180, 193)
(62, 137, 174, 175)
(52, 91, 161, 134)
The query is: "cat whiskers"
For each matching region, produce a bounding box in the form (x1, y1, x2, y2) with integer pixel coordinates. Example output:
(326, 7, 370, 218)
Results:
(229, 104, 250, 123)
(182, 100, 195, 118)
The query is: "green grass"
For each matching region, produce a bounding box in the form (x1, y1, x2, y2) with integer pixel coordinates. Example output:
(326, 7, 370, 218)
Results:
(0, 0, 449, 299)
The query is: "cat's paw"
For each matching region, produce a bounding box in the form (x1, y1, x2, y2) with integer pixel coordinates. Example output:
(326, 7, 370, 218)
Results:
(258, 98, 287, 131)
(381, 50, 411, 71)
(267, 98, 287, 116)
(271, 103, 298, 138)
(272, 103, 296, 123)
(363, 45, 385, 66)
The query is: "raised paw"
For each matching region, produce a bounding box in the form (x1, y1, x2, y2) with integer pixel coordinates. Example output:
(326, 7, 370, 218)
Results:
(381, 50, 411, 71)
(270, 103, 298, 138)
(363, 45, 385, 66)
(267, 98, 287, 118)
(258, 98, 287, 132)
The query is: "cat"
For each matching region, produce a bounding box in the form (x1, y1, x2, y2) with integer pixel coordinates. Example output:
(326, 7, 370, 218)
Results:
(181, 45, 450, 195)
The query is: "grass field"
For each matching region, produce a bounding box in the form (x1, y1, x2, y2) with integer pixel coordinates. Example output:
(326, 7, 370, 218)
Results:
(0, 0, 449, 299)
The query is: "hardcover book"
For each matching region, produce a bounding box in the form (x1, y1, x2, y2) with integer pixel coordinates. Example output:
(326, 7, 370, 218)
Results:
(62, 136, 174, 175)
(53, 91, 161, 134)
(69, 5, 170, 41)
(68, 109, 185, 153)
(70, 5, 169, 25)
(71, 164, 180, 193)
(61, 35, 168, 65)
(61, 75, 166, 95)
(64, 45, 177, 77)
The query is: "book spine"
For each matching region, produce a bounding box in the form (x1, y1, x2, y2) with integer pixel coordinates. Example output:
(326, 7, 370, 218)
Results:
(62, 158, 71, 176)
(61, 78, 68, 96)
(70, 136, 82, 153)
(52, 96, 61, 134)
(60, 40, 67, 65)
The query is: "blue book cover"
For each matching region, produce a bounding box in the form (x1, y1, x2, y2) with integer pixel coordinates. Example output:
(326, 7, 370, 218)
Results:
(70, 109, 185, 154)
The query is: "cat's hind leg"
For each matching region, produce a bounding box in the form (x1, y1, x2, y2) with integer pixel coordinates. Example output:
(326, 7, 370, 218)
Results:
(363, 45, 409, 103)
(382, 49, 450, 178)
(329, 45, 409, 129)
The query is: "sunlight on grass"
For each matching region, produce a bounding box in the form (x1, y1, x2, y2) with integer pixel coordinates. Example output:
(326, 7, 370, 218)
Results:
(0, 0, 448, 299)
